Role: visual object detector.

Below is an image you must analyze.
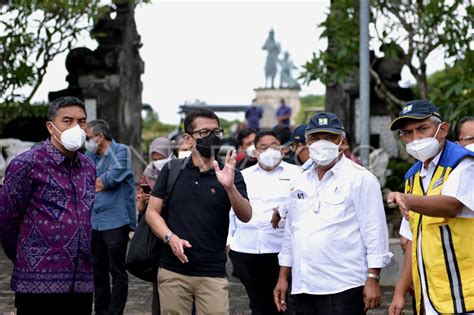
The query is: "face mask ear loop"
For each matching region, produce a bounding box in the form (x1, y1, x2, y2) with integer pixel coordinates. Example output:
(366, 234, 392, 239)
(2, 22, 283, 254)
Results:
(49, 122, 63, 144)
(433, 123, 442, 139)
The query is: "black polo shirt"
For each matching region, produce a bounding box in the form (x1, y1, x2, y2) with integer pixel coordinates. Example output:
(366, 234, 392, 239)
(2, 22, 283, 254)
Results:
(151, 157, 248, 277)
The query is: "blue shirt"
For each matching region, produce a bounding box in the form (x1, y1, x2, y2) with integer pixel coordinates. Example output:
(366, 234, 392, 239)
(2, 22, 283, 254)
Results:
(87, 140, 136, 231)
(245, 106, 263, 129)
(276, 104, 292, 126)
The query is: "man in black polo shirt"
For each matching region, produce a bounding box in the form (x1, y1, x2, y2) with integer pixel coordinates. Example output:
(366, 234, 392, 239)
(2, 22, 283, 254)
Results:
(146, 108, 252, 314)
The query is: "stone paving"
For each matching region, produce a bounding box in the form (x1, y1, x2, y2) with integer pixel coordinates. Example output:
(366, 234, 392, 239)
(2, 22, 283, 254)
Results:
(0, 247, 412, 314)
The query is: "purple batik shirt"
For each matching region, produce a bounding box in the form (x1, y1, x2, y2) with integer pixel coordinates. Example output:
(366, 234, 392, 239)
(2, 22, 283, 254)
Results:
(0, 139, 96, 294)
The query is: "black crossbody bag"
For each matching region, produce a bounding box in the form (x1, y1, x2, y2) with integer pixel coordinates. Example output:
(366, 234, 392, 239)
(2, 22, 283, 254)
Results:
(125, 157, 187, 282)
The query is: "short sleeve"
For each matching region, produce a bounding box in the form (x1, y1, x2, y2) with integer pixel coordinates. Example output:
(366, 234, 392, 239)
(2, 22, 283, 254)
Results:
(399, 218, 413, 241)
(150, 163, 169, 199)
(234, 169, 248, 200)
(442, 157, 474, 211)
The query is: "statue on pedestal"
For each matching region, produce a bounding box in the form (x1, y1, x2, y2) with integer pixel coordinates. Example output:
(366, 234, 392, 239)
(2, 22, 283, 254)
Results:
(279, 51, 300, 89)
(262, 29, 280, 89)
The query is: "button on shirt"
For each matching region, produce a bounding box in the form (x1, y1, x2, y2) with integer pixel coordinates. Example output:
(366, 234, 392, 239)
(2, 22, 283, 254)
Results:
(0, 139, 96, 293)
(228, 161, 301, 254)
(279, 155, 392, 295)
(399, 151, 474, 315)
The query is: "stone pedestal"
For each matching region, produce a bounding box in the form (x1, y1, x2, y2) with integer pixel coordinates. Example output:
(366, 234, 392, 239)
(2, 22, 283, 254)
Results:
(254, 88, 301, 128)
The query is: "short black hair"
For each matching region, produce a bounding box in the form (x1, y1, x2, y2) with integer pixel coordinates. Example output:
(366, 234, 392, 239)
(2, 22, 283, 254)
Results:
(237, 128, 256, 147)
(254, 130, 280, 146)
(48, 96, 86, 121)
(272, 124, 291, 144)
(184, 108, 220, 134)
(87, 119, 113, 141)
(455, 116, 474, 140)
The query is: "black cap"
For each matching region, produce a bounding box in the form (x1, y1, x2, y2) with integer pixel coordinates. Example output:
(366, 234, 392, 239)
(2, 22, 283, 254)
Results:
(306, 112, 344, 135)
(390, 100, 443, 130)
(282, 124, 307, 147)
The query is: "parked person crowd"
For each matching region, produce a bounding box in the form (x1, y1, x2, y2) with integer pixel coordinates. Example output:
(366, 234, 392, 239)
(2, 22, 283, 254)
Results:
(1, 96, 473, 315)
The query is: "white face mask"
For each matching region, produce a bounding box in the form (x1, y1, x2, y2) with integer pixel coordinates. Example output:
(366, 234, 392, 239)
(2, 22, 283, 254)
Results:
(178, 150, 192, 159)
(406, 124, 441, 162)
(85, 137, 100, 153)
(258, 148, 282, 169)
(51, 124, 86, 152)
(246, 144, 256, 158)
(309, 139, 342, 166)
(153, 157, 171, 171)
(465, 143, 474, 152)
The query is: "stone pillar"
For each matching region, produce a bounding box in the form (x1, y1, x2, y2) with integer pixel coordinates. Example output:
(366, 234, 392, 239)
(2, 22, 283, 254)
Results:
(254, 88, 301, 128)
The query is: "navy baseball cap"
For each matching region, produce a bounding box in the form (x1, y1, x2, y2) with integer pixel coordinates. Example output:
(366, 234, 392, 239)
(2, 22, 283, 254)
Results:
(306, 112, 344, 135)
(390, 100, 443, 130)
(283, 124, 307, 147)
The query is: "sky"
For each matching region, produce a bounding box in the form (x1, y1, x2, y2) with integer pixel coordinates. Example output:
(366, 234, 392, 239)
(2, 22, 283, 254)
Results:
(32, 1, 328, 124)
(31, 0, 446, 124)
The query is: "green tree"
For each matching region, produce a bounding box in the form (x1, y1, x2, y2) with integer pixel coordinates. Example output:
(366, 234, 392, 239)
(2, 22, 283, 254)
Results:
(427, 51, 474, 130)
(295, 95, 325, 125)
(0, 0, 101, 104)
(302, 0, 473, 115)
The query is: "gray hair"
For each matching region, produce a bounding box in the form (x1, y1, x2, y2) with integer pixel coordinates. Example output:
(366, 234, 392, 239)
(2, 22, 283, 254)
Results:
(88, 119, 113, 141)
(48, 96, 86, 121)
(430, 116, 443, 126)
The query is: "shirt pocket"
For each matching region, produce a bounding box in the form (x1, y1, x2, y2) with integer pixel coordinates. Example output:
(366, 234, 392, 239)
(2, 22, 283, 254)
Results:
(319, 193, 346, 222)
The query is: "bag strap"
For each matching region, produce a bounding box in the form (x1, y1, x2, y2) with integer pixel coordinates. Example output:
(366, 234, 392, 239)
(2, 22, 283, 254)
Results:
(164, 156, 189, 201)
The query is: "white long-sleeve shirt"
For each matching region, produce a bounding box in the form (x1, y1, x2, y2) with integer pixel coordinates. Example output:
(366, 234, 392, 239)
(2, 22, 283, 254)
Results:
(228, 161, 300, 254)
(279, 155, 392, 295)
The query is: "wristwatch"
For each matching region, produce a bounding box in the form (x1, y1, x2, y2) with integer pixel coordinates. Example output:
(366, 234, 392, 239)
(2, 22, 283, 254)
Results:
(164, 232, 174, 244)
(367, 273, 380, 281)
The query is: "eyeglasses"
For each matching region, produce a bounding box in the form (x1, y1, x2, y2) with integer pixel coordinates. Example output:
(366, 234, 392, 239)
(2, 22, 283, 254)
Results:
(255, 145, 281, 153)
(190, 128, 224, 138)
(458, 136, 474, 143)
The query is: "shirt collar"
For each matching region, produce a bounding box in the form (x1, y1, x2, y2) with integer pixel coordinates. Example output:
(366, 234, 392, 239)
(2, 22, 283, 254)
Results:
(420, 150, 442, 177)
(253, 162, 284, 173)
(44, 138, 81, 166)
(186, 154, 220, 174)
(305, 155, 345, 181)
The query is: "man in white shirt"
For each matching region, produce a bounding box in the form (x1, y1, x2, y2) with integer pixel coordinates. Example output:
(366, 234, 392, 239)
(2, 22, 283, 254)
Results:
(387, 101, 474, 314)
(274, 112, 392, 314)
(228, 130, 300, 315)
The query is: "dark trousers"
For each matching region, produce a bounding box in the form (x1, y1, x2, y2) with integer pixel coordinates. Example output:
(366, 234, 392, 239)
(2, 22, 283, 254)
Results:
(15, 292, 93, 315)
(92, 225, 130, 315)
(229, 250, 281, 315)
(289, 286, 365, 315)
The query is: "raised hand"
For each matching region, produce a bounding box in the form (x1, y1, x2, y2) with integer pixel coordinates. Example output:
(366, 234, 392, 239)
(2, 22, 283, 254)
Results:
(214, 149, 237, 189)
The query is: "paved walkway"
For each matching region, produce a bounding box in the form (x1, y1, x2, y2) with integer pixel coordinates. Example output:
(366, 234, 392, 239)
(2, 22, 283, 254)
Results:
(0, 247, 412, 314)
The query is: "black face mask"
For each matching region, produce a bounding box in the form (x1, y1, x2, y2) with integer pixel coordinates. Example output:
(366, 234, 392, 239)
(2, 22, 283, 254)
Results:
(196, 133, 222, 158)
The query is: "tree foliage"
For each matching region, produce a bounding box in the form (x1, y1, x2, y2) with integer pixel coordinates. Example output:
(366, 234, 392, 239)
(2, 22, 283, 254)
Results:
(295, 94, 325, 125)
(0, 0, 101, 104)
(302, 0, 473, 116)
(428, 51, 474, 132)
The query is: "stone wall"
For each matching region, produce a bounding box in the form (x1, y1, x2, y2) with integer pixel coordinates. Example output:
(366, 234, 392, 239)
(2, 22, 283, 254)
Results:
(254, 88, 301, 128)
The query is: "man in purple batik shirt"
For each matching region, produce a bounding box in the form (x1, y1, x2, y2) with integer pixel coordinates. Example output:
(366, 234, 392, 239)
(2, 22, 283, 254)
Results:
(276, 99, 292, 127)
(0, 96, 96, 315)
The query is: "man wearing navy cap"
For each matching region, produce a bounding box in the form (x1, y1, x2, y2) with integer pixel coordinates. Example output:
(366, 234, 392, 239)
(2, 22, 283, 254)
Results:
(274, 112, 392, 314)
(282, 124, 311, 169)
(387, 100, 474, 314)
